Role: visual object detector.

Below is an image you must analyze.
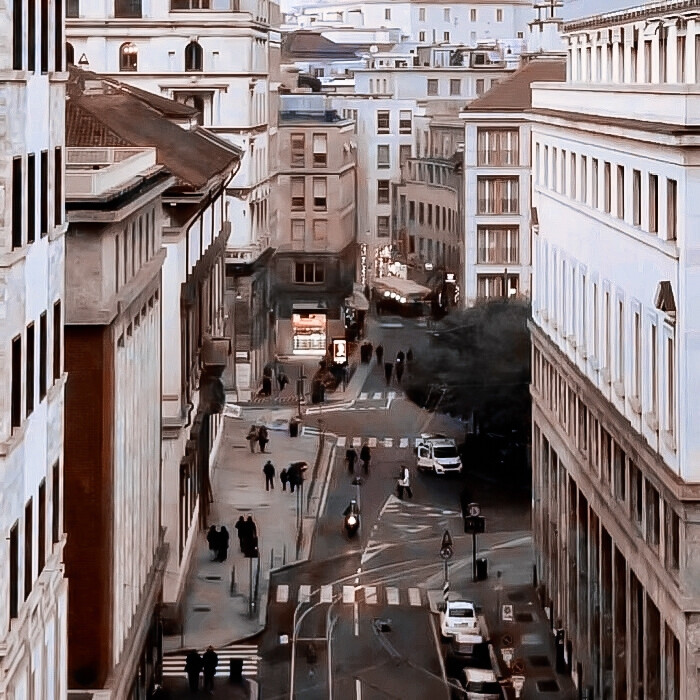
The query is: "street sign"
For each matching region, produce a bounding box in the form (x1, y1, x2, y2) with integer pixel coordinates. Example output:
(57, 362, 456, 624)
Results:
(332, 338, 347, 363)
(439, 546, 453, 560)
(468, 502, 481, 517)
(501, 647, 514, 667)
(511, 675, 525, 698)
(502, 604, 514, 622)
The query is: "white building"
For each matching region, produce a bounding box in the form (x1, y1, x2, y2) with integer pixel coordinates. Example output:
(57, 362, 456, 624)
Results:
(0, 0, 68, 697)
(530, 1, 700, 696)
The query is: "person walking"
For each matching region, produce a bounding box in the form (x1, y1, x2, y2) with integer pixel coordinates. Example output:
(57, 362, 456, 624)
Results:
(263, 459, 276, 491)
(375, 344, 384, 366)
(406, 348, 414, 364)
(206, 525, 219, 561)
(217, 526, 230, 562)
(246, 425, 258, 453)
(280, 467, 289, 491)
(184, 649, 203, 693)
(360, 443, 371, 474)
(258, 424, 269, 453)
(397, 466, 412, 500)
(346, 447, 358, 473)
(242, 515, 258, 556)
(202, 645, 219, 693)
(384, 361, 393, 386)
(235, 516, 246, 552)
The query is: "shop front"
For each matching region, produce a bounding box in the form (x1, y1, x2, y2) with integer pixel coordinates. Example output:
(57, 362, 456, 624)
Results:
(292, 311, 327, 355)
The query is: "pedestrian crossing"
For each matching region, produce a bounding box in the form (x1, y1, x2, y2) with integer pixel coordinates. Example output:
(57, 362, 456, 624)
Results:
(336, 435, 420, 449)
(162, 644, 259, 679)
(356, 391, 398, 402)
(272, 582, 427, 607)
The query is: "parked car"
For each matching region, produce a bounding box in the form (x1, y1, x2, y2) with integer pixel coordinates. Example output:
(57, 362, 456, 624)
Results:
(416, 434, 463, 475)
(459, 668, 502, 699)
(440, 600, 479, 641)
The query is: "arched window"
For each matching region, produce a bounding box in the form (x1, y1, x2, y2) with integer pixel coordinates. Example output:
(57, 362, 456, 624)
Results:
(185, 41, 203, 72)
(120, 43, 138, 71)
(66, 43, 75, 65)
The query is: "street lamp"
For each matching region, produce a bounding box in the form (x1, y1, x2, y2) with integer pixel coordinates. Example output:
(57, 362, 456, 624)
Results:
(439, 530, 453, 609)
(463, 503, 485, 582)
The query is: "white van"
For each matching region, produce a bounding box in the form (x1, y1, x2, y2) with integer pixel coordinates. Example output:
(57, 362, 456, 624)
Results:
(415, 434, 462, 475)
(460, 668, 502, 699)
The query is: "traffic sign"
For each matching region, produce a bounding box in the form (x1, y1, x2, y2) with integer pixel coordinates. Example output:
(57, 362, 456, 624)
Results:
(502, 604, 514, 622)
(439, 545, 453, 560)
(468, 502, 481, 517)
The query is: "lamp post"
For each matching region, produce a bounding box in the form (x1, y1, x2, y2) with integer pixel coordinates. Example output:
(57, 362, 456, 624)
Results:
(439, 530, 453, 609)
(463, 503, 485, 582)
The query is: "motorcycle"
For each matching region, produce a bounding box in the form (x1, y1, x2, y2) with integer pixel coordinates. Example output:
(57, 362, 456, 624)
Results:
(343, 500, 360, 537)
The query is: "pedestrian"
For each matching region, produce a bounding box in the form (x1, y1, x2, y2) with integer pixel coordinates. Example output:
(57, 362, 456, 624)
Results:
(258, 424, 269, 453)
(396, 350, 405, 364)
(384, 361, 393, 386)
(235, 516, 246, 552)
(376, 344, 384, 366)
(346, 447, 358, 473)
(184, 649, 203, 693)
(360, 443, 371, 474)
(217, 526, 230, 562)
(263, 459, 275, 490)
(397, 465, 412, 500)
(280, 467, 289, 491)
(278, 372, 289, 393)
(406, 348, 414, 364)
(246, 425, 258, 453)
(206, 525, 219, 561)
(288, 463, 297, 493)
(395, 359, 404, 384)
(202, 645, 219, 693)
(246, 515, 257, 541)
(242, 515, 258, 557)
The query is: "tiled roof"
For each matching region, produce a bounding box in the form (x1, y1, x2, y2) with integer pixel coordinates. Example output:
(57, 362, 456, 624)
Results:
(464, 56, 566, 112)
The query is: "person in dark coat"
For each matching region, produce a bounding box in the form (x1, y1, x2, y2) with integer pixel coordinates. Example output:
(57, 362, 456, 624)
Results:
(375, 344, 384, 366)
(217, 526, 230, 562)
(263, 460, 275, 490)
(202, 645, 219, 692)
(359, 443, 371, 474)
(258, 424, 269, 453)
(261, 375, 272, 396)
(277, 373, 289, 392)
(384, 361, 393, 386)
(235, 516, 246, 552)
(246, 515, 257, 540)
(288, 463, 298, 493)
(246, 425, 258, 453)
(395, 353, 405, 384)
(206, 525, 219, 561)
(242, 515, 258, 556)
(280, 467, 289, 491)
(346, 447, 358, 473)
(184, 649, 203, 693)
(406, 348, 414, 363)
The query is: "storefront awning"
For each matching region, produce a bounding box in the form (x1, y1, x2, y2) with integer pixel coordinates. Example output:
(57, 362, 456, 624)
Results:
(292, 302, 328, 312)
(344, 290, 370, 311)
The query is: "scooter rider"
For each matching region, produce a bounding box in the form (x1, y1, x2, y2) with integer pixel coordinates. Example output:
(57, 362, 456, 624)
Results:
(343, 499, 360, 534)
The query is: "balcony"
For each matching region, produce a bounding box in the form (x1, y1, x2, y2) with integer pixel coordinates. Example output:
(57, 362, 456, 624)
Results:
(531, 82, 700, 128)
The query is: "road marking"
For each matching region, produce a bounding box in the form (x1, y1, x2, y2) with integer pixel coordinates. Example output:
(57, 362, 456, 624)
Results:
(163, 645, 259, 678)
(383, 437, 393, 448)
(388, 391, 396, 401)
(399, 437, 409, 448)
(356, 678, 362, 699)
(337, 436, 346, 447)
(415, 438, 422, 448)
(408, 588, 421, 606)
(276, 585, 289, 603)
(490, 535, 533, 550)
(359, 392, 368, 400)
(352, 436, 362, 447)
(368, 437, 377, 448)
(386, 587, 399, 605)
(299, 584, 311, 603)
(320, 584, 333, 603)
(343, 585, 355, 603)
(372, 392, 383, 400)
(364, 586, 377, 604)
(354, 602, 359, 637)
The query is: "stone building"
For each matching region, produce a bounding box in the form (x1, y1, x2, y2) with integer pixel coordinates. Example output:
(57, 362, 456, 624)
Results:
(63, 146, 172, 696)
(530, 1, 700, 696)
(0, 0, 69, 696)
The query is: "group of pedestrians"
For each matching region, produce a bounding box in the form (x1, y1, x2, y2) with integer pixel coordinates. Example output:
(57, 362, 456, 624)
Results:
(261, 459, 306, 493)
(345, 443, 371, 474)
(205, 525, 230, 562)
(234, 515, 259, 557)
(374, 345, 414, 386)
(246, 424, 269, 453)
(184, 646, 219, 694)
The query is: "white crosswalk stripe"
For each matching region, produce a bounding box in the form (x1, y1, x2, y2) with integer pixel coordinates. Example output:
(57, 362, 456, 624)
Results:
(352, 436, 362, 447)
(270, 583, 426, 608)
(299, 584, 311, 603)
(368, 437, 377, 448)
(383, 437, 393, 448)
(337, 436, 346, 447)
(409, 588, 421, 606)
(163, 645, 259, 679)
(399, 437, 409, 448)
(320, 584, 333, 603)
(343, 585, 355, 603)
(359, 392, 368, 400)
(276, 584, 289, 603)
(364, 586, 378, 604)
(372, 392, 383, 400)
(334, 435, 419, 449)
(386, 587, 400, 605)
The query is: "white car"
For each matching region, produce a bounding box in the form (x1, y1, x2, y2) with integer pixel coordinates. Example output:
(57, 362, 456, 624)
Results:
(460, 668, 502, 699)
(439, 600, 479, 641)
(416, 435, 463, 475)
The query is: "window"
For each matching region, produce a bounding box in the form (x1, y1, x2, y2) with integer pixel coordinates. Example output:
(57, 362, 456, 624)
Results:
(10, 522, 19, 619)
(477, 274, 518, 299)
(419, 7, 425, 21)
(591, 158, 598, 208)
(119, 42, 138, 71)
(66, 42, 74, 66)
(646, 481, 660, 547)
(477, 129, 519, 166)
(570, 152, 576, 198)
(28, 0, 35, 71)
(419, 31, 425, 42)
(667, 335, 675, 435)
(377, 110, 390, 134)
(12, 335, 22, 429)
(40, 0, 48, 72)
(39, 312, 47, 400)
(450, 79, 461, 96)
(409, 200, 415, 222)
(67, 0, 79, 17)
(26, 323, 34, 417)
(630, 461, 643, 526)
(312, 177, 327, 210)
(38, 481, 46, 574)
(427, 79, 439, 96)
(399, 110, 412, 133)
(477, 226, 519, 263)
(13, 0, 22, 69)
(476, 177, 519, 214)
(667, 179, 677, 240)
(650, 324, 658, 416)
(427, 204, 432, 226)
(418, 202, 424, 224)
(291, 134, 305, 167)
(384, 8, 391, 19)
(616, 165, 625, 219)
(633, 312, 641, 399)
(312, 133, 327, 167)
(40, 151, 48, 237)
(377, 216, 390, 237)
(55, 0, 64, 70)
(666, 508, 680, 570)
(12, 157, 22, 249)
(476, 78, 485, 95)
(171, 0, 211, 8)
(115, 0, 142, 17)
(632, 169, 641, 225)
(291, 219, 304, 242)
(614, 445, 626, 501)
(581, 155, 588, 204)
(377, 144, 390, 168)
(24, 499, 32, 600)
(54, 148, 62, 226)
(603, 161, 611, 213)
(290, 177, 305, 209)
(53, 301, 61, 382)
(52, 461, 60, 544)
(376, 180, 390, 205)
(313, 219, 327, 241)
(27, 154, 35, 244)
(496, 8, 503, 21)
(185, 41, 203, 72)
(443, 8, 450, 21)
(617, 300, 624, 382)
(294, 262, 324, 284)
(470, 8, 477, 21)
(552, 147, 558, 191)
(399, 144, 411, 167)
(443, 31, 450, 42)
(649, 174, 658, 233)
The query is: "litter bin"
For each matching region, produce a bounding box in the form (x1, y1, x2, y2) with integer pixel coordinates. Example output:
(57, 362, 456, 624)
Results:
(289, 418, 300, 438)
(476, 557, 488, 581)
(229, 658, 243, 683)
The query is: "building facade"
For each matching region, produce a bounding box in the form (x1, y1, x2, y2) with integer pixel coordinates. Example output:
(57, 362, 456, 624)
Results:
(273, 93, 356, 355)
(530, 2, 700, 697)
(0, 0, 69, 696)
(63, 147, 171, 696)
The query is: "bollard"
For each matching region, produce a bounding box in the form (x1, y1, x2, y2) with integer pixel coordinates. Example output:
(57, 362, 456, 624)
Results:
(230, 565, 236, 596)
(283, 543, 287, 565)
(270, 548, 274, 569)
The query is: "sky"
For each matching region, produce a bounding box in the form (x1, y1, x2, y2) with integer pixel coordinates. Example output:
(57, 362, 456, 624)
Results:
(562, 0, 638, 21)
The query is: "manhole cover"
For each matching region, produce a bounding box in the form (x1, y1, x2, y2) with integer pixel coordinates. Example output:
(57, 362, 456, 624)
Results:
(204, 575, 222, 581)
(515, 612, 534, 623)
(528, 655, 551, 667)
(536, 680, 560, 692)
(508, 591, 527, 602)
(193, 605, 211, 612)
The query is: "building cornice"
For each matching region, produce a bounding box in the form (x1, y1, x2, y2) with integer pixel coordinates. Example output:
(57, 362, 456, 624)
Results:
(66, 18, 271, 33)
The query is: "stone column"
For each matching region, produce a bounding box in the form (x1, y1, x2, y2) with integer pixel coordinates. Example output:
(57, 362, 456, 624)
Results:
(667, 22, 678, 83)
(650, 32, 660, 83)
(685, 19, 696, 83)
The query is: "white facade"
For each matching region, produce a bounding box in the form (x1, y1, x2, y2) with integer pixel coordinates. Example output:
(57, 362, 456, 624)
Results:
(530, 2, 700, 696)
(0, 0, 68, 696)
